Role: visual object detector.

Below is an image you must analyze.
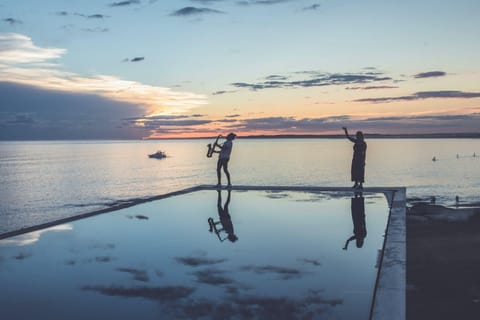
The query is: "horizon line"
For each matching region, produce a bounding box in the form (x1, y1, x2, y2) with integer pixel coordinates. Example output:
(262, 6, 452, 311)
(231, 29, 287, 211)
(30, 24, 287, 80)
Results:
(2, 132, 480, 141)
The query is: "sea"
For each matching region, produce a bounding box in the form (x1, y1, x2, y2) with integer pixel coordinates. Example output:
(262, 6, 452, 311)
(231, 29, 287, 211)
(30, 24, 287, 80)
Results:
(1, 138, 479, 235)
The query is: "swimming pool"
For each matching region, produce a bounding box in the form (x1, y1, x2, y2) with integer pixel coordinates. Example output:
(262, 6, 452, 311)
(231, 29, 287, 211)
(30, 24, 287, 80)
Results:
(0, 187, 404, 320)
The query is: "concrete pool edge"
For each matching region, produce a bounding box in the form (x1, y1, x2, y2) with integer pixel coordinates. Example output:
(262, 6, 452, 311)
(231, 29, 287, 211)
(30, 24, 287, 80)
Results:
(0, 184, 406, 320)
(370, 187, 406, 320)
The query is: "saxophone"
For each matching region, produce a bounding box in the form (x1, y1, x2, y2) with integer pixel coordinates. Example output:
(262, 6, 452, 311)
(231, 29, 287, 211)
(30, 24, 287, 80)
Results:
(206, 135, 222, 158)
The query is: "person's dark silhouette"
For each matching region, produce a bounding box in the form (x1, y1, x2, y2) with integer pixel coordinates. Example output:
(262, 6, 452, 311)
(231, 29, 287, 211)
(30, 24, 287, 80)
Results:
(212, 132, 236, 187)
(208, 189, 238, 242)
(343, 193, 367, 250)
(343, 127, 367, 189)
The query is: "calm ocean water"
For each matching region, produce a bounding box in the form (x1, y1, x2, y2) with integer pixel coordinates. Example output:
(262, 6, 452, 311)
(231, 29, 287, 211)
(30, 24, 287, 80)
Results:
(1, 138, 479, 234)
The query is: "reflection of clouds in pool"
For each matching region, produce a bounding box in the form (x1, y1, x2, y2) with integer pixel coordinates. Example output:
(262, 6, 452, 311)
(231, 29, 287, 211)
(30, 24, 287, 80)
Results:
(192, 268, 234, 286)
(65, 259, 76, 266)
(81, 285, 195, 301)
(240, 265, 307, 280)
(13, 252, 32, 260)
(126, 214, 149, 220)
(89, 243, 116, 250)
(116, 267, 150, 282)
(1, 224, 72, 247)
(96, 256, 112, 262)
(83, 282, 342, 319)
(297, 258, 322, 266)
(175, 255, 227, 267)
(264, 191, 290, 199)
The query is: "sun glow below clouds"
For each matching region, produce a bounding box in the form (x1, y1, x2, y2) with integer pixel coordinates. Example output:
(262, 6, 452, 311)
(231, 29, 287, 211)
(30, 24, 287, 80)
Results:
(0, 33, 208, 116)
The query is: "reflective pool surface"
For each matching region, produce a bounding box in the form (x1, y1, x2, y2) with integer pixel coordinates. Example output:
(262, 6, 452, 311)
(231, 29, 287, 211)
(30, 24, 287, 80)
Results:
(0, 190, 390, 320)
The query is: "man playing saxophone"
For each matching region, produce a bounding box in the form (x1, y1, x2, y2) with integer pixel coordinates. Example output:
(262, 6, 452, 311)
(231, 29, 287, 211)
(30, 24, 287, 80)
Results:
(211, 132, 236, 187)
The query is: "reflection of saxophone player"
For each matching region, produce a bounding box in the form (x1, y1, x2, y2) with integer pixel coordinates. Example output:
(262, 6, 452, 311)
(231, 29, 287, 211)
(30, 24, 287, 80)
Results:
(208, 189, 238, 242)
(207, 135, 222, 158)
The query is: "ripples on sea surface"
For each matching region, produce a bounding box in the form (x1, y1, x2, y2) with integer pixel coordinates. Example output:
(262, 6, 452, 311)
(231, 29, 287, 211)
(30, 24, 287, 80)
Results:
(1, 139, 479, 233)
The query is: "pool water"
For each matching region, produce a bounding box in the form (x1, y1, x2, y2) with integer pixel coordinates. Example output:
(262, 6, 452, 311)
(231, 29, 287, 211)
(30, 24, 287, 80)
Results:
(0, 189, 391, 320)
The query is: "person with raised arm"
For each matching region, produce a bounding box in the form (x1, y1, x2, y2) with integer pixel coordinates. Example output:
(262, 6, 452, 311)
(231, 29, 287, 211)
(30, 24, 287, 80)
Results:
(343, 127, 367, 189)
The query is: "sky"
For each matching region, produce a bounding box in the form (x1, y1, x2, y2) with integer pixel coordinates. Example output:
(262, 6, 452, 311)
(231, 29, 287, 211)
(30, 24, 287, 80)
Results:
(0, 0, 479, 139)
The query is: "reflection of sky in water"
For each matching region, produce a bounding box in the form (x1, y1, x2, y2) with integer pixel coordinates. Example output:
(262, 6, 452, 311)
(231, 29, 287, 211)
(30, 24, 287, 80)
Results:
(0, 190, 389, 320)
(0, 224, 73, 247)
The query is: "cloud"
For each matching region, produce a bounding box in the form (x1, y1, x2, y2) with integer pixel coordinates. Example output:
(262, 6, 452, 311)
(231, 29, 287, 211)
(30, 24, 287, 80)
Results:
(213, 112, 480, 134)
(2, 18, 23, 25)
(303, 4, 321, 11)
(237, 116, 332, 131)
(231, 72, 392, 90)
(236, 0, 291, 5)
(130, 56, 145, 62)
(55, 12, 109, 19)
(0, 33, 66, 63)
(216, 118, 238, 123)
(190, 0, 225, 3)
(212, 90, 236, 95)
(414, 71, 446, 78)
(130, 118, 212, 129)
(82, 27, 109, 33)
(346, 85, 398, 90)
(265, 74, 289, 80)
(108, 0, 141, 7)
(364, 114, 480, 122)
(121, 57, 145, 62)
(125, 114, 212, 131)
(0, 33, 207, 117)
(87, 14, 109, 19)
(354, 90, 480, 103)
(170, 7, 225, 16)
(0, 82, 148, 139)
(359, 113, 480, 133)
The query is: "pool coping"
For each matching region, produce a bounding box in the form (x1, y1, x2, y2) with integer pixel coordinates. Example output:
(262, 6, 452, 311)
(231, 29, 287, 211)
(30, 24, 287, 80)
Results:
(0, 185, 406, 320)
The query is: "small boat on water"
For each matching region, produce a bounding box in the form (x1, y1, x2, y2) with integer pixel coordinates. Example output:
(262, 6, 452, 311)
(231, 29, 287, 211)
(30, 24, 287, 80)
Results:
(148, 150, 167, 159)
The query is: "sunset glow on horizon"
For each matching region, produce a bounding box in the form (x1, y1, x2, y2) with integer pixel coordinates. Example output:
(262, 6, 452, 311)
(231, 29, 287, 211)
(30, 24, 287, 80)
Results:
(1, 0, 479, 139)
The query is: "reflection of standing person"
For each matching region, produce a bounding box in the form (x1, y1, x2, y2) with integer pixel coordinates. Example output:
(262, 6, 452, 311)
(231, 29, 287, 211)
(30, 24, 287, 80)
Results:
(214, 132, 236, 187)
(343, 193, 367, 250)
(343, 127, 367, 189)
(208, 189, 238, 242)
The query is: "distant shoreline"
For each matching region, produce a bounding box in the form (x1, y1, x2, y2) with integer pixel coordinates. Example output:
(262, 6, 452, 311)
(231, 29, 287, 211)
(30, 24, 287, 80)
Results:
(148, 133, 480, 140)
(1, 133, 480, 141)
